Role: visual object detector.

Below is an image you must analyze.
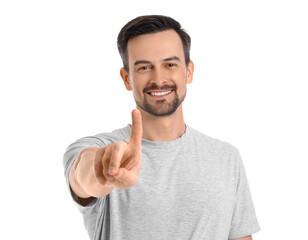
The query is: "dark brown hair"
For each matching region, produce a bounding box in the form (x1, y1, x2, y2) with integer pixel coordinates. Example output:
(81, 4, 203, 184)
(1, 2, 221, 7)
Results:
(117, 15, 191, 72)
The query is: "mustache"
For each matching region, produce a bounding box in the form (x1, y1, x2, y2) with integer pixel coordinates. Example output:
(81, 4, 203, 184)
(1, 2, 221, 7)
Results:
(143, 84, 177, 94)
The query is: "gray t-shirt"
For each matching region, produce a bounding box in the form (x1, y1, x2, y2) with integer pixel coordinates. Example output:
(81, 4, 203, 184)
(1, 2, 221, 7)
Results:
(63, 125, 260, 240)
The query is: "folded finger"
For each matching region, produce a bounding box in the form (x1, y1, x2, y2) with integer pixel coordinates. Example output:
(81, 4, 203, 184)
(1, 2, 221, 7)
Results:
(101, 144, 113, 182)
(109, 141, 127, 176)
(94, 147, 106, 184)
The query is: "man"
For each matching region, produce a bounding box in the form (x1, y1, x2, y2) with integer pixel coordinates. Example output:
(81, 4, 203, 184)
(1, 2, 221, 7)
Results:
(63, 15, 260, 240)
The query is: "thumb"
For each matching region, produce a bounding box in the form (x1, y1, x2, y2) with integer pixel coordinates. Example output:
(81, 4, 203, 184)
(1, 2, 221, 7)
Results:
(114, 168, 138, 189)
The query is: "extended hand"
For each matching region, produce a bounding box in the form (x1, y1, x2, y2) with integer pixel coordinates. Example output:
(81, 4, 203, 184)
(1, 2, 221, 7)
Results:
(94, 109, 143, 189)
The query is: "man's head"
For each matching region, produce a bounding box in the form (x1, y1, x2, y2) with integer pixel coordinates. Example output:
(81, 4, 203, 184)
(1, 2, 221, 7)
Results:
(118, 15, 194, 117)
(117, 15, 191, 72)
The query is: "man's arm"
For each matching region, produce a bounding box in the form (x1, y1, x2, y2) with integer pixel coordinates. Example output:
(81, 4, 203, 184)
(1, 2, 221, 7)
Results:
(230, 235, 252, 240)
(69, 109, 143, 206)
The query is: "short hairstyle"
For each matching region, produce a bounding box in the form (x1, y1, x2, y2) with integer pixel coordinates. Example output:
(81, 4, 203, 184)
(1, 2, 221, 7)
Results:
(117, 15, 191, 72)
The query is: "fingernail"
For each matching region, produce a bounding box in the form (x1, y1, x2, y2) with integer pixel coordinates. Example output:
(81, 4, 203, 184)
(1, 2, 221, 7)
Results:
(109, 167, 116, 175)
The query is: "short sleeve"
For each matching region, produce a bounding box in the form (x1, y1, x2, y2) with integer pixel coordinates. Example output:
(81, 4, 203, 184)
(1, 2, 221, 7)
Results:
(228, 149, 260, 239)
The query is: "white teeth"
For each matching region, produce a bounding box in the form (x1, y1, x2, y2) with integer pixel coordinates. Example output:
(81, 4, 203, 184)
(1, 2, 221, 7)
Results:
(150, 90, 171, 96)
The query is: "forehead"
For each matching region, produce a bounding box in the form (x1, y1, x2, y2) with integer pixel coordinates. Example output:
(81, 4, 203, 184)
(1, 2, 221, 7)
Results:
(127, 30, 185, 63)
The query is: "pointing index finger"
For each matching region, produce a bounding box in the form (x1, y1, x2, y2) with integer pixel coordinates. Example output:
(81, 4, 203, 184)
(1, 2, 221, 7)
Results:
(129, 109, 142, 148)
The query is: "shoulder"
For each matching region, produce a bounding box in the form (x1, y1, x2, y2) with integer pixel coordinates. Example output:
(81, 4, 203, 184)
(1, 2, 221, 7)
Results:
(187, 126, 245, 183)
(93, 125, 131, 146)
(187, 126, 243, 172)
(66, 125, 130, 149)
(63, 126, 130, 167)
(187, 126, 239, 155)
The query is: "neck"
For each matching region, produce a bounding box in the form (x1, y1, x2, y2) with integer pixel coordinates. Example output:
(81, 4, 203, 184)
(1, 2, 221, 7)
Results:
(138, 105, 186, 142)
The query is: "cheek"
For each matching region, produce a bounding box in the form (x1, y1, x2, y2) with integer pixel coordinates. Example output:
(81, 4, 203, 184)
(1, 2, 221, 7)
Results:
(130, 79, 145, 98)
(174, 72, 187, 90)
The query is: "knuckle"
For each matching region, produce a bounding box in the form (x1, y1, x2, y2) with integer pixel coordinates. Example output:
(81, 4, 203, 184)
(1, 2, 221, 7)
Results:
(120, 140, 128, 145)
(105, 144, 112, 152)
(114, 141, 126, 151)
(112, 142, 121, 151)
(96, 146, 104, 153)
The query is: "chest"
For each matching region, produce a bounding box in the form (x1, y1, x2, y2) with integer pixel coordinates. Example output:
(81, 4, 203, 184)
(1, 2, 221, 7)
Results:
(110, 147, 237, 224)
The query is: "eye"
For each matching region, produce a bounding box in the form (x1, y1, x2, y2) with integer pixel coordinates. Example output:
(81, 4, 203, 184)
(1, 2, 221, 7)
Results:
(167, 63, 176, 68)
(138, 66, 150, 71)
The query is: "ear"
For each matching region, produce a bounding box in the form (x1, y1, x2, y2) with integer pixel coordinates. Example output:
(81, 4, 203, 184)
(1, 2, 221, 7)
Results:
(186, 60, 194, 84)
(120, 68, 132, 91)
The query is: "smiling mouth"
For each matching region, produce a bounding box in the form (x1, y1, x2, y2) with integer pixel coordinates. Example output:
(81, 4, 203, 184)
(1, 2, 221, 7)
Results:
(147, 90, 173, 97)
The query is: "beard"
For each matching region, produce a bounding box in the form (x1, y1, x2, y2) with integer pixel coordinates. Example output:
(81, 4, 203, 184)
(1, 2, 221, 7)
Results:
(134, 84, 186, 117)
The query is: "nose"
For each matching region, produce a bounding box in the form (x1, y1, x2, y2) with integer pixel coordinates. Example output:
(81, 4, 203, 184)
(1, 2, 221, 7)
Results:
(150, 68, 167, 86)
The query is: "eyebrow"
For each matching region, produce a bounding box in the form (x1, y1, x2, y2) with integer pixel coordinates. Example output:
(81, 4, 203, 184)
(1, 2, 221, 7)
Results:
(134, 60, 151, 66)
(133, 56, 181, 66)
(163, 56, 181, 62)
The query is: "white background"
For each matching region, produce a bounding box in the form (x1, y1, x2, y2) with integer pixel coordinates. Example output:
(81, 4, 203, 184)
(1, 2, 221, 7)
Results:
(1, 0, 307, 239)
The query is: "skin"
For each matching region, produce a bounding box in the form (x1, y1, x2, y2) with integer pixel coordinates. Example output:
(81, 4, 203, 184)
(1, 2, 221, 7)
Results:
(121, 30, 193, 142)
(234, 237, 252, 240)
(68, 29, 252, 240)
